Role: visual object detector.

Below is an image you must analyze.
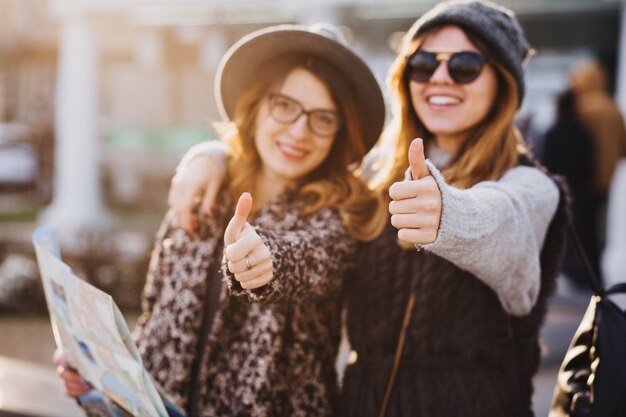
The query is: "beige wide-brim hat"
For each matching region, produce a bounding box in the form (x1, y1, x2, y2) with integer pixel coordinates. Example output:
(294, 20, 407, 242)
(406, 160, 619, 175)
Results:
(215, 23, 385, 153)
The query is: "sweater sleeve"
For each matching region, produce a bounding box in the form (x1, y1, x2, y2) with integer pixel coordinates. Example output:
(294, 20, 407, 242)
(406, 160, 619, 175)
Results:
(422, 163, 559, 316)
(225, 208, 356, 304)
(177, 140, 228, 170)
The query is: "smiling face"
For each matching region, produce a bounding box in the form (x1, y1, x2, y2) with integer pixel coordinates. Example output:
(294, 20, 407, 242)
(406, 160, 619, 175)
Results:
(254, 67, 337, 190)
(409, 25, 499, 153)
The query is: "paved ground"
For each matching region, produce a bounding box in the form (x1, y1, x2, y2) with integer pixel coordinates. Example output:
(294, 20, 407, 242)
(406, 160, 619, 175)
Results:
(0, 313, 140, 417)
(0, 356, 83, 417)
(0, 278, 590, 417)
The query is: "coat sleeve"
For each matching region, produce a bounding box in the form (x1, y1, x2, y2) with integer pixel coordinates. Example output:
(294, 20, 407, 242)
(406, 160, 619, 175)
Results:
(133, 197, 229, 334)
(134, 212, 176, 335)
(225, 208, 356, 304)
(422, 163, 560, 316)
(178, 140, 228, 168)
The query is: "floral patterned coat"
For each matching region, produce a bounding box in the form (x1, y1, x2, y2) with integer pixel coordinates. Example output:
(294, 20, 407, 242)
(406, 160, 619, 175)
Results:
(133, 191, 356, 417)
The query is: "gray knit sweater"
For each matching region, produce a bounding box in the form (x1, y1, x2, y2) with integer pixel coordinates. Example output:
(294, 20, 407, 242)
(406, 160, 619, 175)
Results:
(421, 161, 559, 316)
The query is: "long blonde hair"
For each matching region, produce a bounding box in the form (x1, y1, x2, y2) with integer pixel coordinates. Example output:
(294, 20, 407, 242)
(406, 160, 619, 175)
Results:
(220, 55, 386, 241)
(369, 26, 527, 193)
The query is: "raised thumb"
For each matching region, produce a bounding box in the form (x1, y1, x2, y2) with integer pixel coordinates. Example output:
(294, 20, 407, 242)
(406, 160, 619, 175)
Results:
(224, 192, 253, 245)
(409, 138, 429, 180)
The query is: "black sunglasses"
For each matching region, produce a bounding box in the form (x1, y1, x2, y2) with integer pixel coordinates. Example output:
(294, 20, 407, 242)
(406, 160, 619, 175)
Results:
(405, 50, 488, 84)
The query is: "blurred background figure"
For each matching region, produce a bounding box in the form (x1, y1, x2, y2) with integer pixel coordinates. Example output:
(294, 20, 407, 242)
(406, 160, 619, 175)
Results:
(568, 60, 626, 275)
(569, 60, 626, 202)
(542, 89, 598, 289)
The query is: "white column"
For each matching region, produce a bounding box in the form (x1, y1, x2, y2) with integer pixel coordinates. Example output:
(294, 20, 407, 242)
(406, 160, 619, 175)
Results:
(616, 0, 626, 114)
(40, 10, 113, 245)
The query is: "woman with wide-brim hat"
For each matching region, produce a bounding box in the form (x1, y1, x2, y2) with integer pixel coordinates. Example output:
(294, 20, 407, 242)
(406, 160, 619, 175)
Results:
(56, 23, 387, 417)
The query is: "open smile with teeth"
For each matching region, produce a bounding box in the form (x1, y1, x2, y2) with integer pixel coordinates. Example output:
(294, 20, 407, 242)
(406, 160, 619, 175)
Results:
(427, 95, 462, 105)
(278, 142, 308, 158)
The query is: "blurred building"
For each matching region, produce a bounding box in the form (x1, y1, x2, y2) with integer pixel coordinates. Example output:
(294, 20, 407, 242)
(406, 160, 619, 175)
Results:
(0, 0, 624, 229)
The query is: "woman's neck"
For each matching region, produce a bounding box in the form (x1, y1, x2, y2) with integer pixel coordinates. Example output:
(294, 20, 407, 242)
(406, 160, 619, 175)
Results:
(433, 134, 464, 154)
(253, 169, 291, 208)
(426, 140, 454, 170)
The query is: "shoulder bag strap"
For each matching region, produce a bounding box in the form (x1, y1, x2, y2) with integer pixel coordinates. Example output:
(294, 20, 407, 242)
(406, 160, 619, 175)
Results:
(378, 291, 416, 417)
(567, 222, 604, 295)
(605, 282, 626, 296)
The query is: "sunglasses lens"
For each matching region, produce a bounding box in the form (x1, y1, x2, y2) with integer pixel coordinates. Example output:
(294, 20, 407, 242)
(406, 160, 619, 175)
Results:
(448, 52, 486, 84)
(407, 51, 439, 83)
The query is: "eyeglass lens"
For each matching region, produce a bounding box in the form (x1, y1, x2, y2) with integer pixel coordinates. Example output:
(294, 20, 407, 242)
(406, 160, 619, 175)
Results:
(268, 93, 341, 137)
(406, 50, 487, 84)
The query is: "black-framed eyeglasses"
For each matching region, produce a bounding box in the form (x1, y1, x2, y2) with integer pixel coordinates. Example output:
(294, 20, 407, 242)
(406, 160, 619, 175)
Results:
(405, 50, 488, 84)
(267, 93, 341, 137)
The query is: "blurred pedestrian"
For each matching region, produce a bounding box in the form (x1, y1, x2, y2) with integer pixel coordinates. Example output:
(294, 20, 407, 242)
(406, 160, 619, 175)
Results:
(542, 89, 599, 288)
(569, 60, 626, 271)
(569, 59, 626, 200)
(56, 23, 387, 417)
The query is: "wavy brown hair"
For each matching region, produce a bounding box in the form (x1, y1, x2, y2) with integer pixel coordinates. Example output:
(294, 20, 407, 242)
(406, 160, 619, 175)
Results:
(369, 25, 528, 193)
(219, 54, 386, 241)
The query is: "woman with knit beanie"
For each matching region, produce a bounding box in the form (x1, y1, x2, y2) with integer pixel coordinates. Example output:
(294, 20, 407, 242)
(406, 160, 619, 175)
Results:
(166, 1, 568, 416)
(340, 1, 568, 416)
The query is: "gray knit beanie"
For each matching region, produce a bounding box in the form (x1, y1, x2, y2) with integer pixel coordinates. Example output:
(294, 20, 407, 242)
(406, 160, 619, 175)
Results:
(407, 0, 531, 105)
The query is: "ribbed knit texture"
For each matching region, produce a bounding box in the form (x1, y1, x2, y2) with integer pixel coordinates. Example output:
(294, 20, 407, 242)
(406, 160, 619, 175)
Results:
(340, 172, 569, 417)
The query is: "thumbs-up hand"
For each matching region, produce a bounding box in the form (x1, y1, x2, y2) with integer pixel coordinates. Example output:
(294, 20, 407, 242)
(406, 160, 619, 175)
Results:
(388, 138, 442, 245)
(224, 193, 273, 289)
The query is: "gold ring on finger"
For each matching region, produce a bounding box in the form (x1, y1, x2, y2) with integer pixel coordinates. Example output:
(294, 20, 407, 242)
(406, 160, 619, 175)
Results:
(245, 255, 252, 271)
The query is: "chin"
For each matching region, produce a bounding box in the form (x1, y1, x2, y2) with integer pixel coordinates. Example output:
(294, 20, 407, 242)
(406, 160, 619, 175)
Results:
(426, 126, 457, 136)
(278, 168, 307, 181)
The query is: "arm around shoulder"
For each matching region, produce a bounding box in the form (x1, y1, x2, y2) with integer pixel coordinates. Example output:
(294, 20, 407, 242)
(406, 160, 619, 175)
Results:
(177, 140, 229, 170)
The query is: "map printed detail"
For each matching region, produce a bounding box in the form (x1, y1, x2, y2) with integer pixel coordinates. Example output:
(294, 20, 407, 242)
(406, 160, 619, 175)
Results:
(33, 225, 169, 417)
